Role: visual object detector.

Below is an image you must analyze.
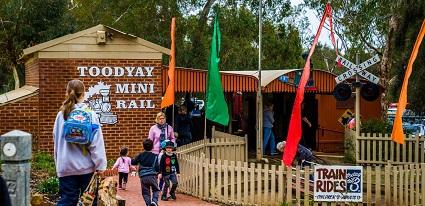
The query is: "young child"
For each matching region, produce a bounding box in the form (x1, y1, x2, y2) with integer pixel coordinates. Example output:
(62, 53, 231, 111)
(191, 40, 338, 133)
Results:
(131, 139, 160, 206)
(112, 146, 136, 190)
(158, 141, 180, 201)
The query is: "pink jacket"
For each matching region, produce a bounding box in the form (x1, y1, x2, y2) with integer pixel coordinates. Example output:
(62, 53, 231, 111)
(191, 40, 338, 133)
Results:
(112, 156, 136, 173)
(148, 124, 175, 154)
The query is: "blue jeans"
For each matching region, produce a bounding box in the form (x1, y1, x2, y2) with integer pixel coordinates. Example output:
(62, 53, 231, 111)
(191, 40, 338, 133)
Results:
(162, 173, 178, 195)
(179, 132, 192, 146)
(140, 175, 160, 206)
(57, 172, 96, 206)
(298, 156, 313, 181)
(263, 127, 276, 154)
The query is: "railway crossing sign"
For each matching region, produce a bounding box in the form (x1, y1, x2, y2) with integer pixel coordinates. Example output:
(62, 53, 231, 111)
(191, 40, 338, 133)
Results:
(334, 54, 380, 84)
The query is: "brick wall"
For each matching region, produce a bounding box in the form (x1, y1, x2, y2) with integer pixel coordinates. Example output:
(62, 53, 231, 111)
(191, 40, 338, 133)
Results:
(25, 59, 39, 87)
(0, 96, 40, 146)
(1, 58, 164, 159)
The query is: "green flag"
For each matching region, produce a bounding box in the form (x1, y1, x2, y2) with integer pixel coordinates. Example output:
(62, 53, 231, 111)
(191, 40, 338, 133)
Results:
(206, 13, 229, 126)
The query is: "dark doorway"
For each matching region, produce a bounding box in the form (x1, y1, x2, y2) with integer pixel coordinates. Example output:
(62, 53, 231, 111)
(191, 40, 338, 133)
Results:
(303, 97, 318, 150)
(283, 94, 318, 150)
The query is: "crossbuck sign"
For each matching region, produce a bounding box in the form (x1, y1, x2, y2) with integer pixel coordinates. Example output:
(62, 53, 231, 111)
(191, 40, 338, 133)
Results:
(334, 55, 380, 84)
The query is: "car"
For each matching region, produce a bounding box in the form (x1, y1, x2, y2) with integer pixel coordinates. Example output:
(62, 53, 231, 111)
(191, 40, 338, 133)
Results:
(181, 98, 204, 110)
(402, 123, 424, 136)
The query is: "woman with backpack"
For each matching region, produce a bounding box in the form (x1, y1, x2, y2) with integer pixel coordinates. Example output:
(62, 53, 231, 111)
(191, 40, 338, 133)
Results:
(53, 79, 107, 206)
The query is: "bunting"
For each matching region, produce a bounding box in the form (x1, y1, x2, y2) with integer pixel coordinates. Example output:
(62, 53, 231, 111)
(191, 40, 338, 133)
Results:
(205, 13, 229, 126)
(283, 3, 338, 166)
(391, 19, 425, 144)
(161, 18, 176, 109)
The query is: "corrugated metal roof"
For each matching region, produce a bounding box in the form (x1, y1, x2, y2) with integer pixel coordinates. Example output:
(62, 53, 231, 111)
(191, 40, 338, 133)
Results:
(0, 86, 39, 106)
(163, 68, 340, 93)
(162, 67, 258, 92)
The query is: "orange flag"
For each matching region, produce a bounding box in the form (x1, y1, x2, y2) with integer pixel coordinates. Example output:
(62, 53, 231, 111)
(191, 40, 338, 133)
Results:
(161, 18, 176, 109)
(391, 19, 425, 144)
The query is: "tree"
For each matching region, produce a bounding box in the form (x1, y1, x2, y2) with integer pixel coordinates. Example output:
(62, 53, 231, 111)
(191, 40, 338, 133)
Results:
(0, 0, 76, 89)
(303, 0, 398, 119)
(390, 1, 425, 114)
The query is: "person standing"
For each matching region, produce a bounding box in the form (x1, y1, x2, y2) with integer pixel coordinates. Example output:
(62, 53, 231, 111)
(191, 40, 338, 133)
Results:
(184, 92, 195, 116)
(158, 141, 180, 201)
(148, 112, 176, 155)
(301, 102, 312, 147)
(112, 146, 136, 190)
(174, 105, 193, 146)
(263, 103, 277, 155)
(148, 112, 176, 194)
(131, 139, 160, 206)
(53, 79, 107, 206)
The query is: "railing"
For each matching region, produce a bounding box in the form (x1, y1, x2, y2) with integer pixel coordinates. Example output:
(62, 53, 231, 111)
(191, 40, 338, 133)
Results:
(345, 128, 425, 165)
(177, 152, 425, 205)
(177, 126, 247, 163)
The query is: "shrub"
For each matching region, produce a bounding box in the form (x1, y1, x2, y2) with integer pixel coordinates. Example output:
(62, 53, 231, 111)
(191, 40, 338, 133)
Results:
(107, 159, 115, 169)
(37, 177, 59, 194)
(31, 150, 56, 177)
(361, 118, 393, 134)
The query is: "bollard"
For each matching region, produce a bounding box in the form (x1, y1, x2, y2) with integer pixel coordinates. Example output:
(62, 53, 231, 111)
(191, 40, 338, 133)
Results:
(1, 130, 32, 206)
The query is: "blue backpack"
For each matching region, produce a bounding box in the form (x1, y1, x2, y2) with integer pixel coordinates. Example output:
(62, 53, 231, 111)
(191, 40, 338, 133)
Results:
(63, 107, 99, 144)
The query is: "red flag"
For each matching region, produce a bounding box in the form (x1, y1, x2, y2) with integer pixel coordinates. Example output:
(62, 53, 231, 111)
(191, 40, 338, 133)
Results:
(161, 18, 176, 109)
(391, 19, 425, 144)
(283, 3, 337, 166)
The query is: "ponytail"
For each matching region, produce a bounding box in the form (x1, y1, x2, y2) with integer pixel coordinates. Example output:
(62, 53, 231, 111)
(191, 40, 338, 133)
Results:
(60, 80, 85, 120)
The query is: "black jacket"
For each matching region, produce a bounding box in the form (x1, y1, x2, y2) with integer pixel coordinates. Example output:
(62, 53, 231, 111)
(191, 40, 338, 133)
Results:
(131, 152, 159, 177)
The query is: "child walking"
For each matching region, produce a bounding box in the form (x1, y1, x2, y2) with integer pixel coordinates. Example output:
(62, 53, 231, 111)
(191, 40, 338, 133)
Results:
(131, 139, 160, 206)
(112, 146, 136, 190)
(158, 141, 180, 201)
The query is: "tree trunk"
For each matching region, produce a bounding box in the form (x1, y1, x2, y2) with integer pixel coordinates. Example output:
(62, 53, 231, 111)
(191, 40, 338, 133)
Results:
(379, 14, 398, 120)
(11, 64, 20, 90)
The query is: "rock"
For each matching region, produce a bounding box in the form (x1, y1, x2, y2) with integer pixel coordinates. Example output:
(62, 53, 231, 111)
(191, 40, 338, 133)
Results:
(97, 177, 125, 206)
(30, 193, 56, 206)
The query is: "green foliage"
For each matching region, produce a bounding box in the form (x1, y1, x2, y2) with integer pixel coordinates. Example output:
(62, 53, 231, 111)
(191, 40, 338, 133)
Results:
(343, 137, 356, 164)
(37, 177, 59, 194)
(107, 159, 116, 169)
(361, 118, 393, 134)
(280, 202, 291, 206)
(0, 0, 76, 89)
(0, 0, 310, 86)
(391, 1, 425, 113)
(31, 150, 56, 177)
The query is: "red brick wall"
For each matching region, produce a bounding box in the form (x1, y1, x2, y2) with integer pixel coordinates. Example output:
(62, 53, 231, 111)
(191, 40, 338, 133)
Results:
(1, 58, 164, 159)
(0, 96, 40, 144)
(25, 59, 40, 87)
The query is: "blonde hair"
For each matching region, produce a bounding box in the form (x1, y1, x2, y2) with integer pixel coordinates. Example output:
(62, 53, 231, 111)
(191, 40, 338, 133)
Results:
(155, 112, 166, 123)
(60, 80, 85, 120)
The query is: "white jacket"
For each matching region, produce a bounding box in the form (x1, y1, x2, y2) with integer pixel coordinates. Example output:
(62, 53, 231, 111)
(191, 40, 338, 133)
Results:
(53, 103, 107, 177)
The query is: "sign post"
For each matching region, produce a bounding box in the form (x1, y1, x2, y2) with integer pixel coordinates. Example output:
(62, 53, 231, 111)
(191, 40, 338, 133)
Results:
(334, 53, 381, 137)
(355, 53, 361, 138)
(334, 54, 380, 84)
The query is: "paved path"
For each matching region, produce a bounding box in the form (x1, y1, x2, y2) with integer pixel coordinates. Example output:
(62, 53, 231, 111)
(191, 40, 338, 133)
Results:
(113, 175, 219, 206)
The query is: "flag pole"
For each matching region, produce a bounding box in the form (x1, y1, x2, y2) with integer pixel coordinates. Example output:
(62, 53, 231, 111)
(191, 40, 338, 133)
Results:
(257, 0, 264, 161)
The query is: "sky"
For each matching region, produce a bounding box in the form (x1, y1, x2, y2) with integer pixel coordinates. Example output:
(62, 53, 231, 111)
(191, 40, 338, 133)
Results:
(291, 0, 333, 47)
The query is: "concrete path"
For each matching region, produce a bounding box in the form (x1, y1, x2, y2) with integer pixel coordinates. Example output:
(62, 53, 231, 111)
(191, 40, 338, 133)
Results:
(113, 175, 219, 206)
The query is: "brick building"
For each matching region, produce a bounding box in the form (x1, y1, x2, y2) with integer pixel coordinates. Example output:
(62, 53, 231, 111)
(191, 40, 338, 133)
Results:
(0, 25, 384, 157)
(0, 25, 169, 158)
